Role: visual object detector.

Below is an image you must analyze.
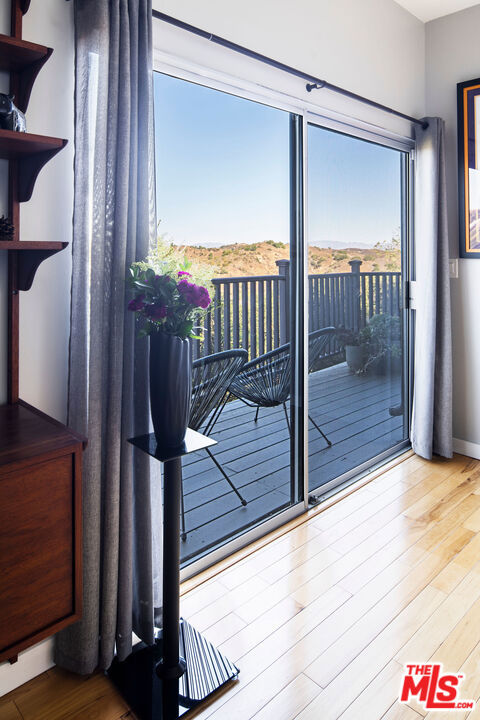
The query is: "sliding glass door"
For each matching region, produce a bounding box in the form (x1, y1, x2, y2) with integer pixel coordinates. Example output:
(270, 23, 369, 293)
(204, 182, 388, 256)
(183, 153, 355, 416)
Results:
(154, 72, 303, 564)
(154, 68, 413, 567)
(306, 122, 410, 499)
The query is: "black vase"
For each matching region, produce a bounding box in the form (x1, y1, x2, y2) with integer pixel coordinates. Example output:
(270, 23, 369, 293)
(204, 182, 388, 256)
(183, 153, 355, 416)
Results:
(149, 332, 191, 448)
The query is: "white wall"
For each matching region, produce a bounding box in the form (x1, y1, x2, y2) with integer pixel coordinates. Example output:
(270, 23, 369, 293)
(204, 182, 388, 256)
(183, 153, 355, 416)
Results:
(0, 0, 74, 695)
(153, 0, 425, 131)
(425, 5, 480, 452)
(0, 0, 425, 697)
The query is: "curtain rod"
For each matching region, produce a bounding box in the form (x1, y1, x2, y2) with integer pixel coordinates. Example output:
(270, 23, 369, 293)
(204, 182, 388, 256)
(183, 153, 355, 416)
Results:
(152, 10, 428, 130)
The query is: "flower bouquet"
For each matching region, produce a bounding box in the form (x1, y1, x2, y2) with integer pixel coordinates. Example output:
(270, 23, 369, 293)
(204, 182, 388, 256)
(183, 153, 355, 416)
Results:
(128, 242, 213, 340)
(127, 241, 214, 447)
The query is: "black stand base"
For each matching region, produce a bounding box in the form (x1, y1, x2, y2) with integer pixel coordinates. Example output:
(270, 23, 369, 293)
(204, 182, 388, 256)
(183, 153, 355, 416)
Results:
(108, 619, 239, 720)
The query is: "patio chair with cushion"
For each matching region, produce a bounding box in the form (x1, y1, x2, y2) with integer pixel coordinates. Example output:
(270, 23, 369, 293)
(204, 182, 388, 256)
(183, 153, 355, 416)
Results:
(182, 348, 248, 540)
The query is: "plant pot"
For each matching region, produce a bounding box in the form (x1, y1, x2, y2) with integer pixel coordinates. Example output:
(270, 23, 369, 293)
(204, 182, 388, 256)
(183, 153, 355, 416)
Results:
(368, 351, 402, 376)
(345, 345, 365, 373)
(149, 332, 191, 448)
(390, 354, 402, 375)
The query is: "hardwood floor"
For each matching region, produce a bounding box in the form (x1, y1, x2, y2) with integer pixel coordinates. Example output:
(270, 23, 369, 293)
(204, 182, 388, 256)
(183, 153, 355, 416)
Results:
(3, 452, 480, 720)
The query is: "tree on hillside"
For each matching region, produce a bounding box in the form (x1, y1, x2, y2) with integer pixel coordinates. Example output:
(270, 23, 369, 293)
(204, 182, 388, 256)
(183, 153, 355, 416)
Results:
(374, 228, 400, 253)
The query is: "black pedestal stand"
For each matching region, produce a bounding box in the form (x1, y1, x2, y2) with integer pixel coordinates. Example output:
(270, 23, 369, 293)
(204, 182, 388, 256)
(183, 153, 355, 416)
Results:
(108, 429, 239, 720)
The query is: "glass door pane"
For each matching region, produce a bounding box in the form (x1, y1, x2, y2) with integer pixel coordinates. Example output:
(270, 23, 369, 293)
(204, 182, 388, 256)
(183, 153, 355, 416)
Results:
(154, 73, 301, 564)
(307, 123, 409, 497)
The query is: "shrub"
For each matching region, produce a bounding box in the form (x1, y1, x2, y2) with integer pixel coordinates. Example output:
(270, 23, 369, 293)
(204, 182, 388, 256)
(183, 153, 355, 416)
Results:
(335, 326, 361, 347)
(358, 314, 401, 373)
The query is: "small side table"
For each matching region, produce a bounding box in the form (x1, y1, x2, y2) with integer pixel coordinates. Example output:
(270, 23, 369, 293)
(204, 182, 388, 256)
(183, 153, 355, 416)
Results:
(108, 428, 239, 720)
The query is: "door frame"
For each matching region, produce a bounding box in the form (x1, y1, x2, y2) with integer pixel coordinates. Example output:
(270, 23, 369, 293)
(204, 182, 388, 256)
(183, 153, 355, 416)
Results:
(302, 114, 415, 504)
(152, 49, 415, 581)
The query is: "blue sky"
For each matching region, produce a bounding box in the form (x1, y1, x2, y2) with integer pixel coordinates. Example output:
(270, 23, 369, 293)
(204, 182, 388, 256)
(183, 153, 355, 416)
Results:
(308, 125, 403, 248)
(154, 72, 404, 249)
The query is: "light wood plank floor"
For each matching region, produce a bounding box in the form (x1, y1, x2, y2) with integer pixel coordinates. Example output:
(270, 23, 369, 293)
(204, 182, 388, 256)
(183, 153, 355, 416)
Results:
(3, 451, 480, 720)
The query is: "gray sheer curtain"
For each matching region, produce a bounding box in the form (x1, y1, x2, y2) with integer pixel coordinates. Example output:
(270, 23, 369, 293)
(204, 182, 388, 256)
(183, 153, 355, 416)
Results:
(55, 0, 162, 675)
(411, 117, 452, 460)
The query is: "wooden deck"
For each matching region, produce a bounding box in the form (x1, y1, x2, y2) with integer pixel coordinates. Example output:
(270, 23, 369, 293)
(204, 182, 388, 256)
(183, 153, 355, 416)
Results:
(180, 362, 405, 564)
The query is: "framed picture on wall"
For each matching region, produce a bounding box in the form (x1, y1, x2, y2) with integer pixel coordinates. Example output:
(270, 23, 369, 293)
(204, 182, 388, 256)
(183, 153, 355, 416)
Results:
(458, 77, 480, 258)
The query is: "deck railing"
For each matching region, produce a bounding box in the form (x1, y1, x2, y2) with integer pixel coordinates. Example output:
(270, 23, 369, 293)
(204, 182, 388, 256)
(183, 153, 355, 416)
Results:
(191, 259, 402, 361)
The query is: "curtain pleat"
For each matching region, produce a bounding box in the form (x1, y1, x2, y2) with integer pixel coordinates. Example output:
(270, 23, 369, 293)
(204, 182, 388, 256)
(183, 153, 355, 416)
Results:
(55, 0, 161, 675)
(411, 117, 453, 460)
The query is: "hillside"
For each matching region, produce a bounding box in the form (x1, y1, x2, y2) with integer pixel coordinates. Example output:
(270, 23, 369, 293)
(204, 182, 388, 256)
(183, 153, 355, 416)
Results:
(182, 241, 401, 278)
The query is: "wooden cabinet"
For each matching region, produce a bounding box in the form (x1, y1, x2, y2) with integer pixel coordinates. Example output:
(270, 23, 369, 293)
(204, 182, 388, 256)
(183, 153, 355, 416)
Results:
(0, 403, 84, 662)
(0, 0, 86, 664)
(0, 404, 85, 664)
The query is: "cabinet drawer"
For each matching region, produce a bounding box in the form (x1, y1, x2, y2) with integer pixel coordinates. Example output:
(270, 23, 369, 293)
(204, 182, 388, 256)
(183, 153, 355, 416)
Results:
(0, 454, 76, 655)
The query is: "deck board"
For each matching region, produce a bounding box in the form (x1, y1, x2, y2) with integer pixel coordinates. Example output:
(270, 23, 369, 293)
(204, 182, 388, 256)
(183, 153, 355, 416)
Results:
(179, 362, 405, 563)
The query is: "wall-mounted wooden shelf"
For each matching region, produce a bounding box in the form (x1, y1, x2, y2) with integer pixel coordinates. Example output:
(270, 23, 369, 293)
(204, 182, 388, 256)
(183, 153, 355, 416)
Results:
(0, 34, 52, 111)
(0, 240, 68, 290)
(0, 0, 83, 667)
(0, 129, 67, 202)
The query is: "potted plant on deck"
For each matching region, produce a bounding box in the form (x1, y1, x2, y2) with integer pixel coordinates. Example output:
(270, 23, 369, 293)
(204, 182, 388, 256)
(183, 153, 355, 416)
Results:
(127, 241, 213, 448)
(359, 313, 402, 375)
(335, 327, 365, 373)
(336, 314, 402, 375)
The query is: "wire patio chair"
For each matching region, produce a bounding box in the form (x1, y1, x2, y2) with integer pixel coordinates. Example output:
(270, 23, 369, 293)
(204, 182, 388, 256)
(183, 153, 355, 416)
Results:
(307, 327, 336, 443)
(228, 327, 335, 447)
(181, 348, 248, 540)
(308, 326, 336, 374)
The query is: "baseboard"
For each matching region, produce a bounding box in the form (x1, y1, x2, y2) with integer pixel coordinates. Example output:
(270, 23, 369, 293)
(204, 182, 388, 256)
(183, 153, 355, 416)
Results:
(453, 437, 480, 460)
(0, 638, 54, 697)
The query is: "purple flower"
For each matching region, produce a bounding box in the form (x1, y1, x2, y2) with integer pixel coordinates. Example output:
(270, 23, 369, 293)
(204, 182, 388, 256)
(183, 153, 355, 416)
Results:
(128, 294, 145, 311)
(177, 279, 195, 301)
(178, 271, 192, 277)
(145, 304, 167, 320)
(153, 273, 174, 288)
(177, 279, 211, 309)
(196, 286, 211, 309)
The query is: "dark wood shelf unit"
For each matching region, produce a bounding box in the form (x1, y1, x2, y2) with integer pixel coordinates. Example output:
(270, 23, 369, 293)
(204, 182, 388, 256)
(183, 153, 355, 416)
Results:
(0, 240, 65, 249)
(0, 33, 52, 112)
(0, 241, 68, 290)
(0, 0, 85, 665)
(0, 33, 50, 72)
(0, 129, 67, 202)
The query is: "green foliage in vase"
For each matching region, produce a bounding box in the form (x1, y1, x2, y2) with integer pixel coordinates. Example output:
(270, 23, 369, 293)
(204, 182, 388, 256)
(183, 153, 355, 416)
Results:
(127, 238, 214, 341)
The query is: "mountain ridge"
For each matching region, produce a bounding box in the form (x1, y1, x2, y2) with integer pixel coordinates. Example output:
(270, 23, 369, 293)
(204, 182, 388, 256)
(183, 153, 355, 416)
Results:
(182, 240, 401, 278)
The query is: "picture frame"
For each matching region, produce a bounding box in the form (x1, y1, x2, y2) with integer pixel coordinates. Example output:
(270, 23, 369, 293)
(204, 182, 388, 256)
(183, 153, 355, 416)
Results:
(458, 77, 480, 258)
